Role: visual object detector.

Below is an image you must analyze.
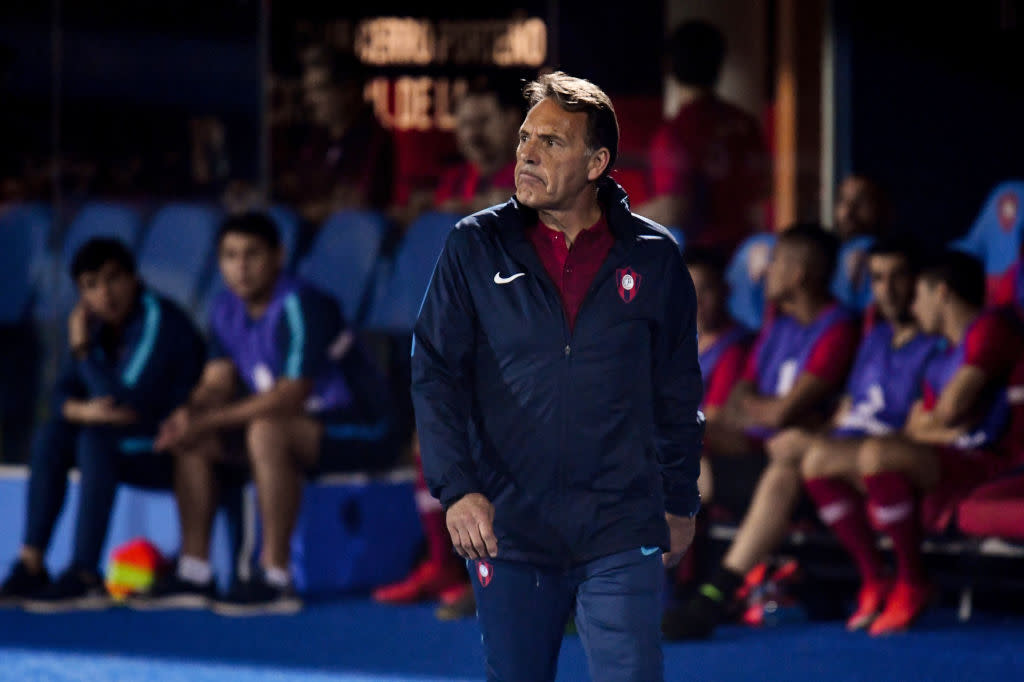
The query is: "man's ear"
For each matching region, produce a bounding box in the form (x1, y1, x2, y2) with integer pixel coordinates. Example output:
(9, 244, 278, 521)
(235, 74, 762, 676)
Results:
(586, 147, 611, 182)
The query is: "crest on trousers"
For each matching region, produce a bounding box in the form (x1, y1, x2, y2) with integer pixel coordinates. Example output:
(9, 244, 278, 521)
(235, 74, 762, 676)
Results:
(476, 560, 493, 588)
(616, 267, 642, 303)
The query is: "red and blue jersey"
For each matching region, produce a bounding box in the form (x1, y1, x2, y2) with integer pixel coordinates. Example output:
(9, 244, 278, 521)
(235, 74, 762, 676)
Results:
(922, 309, 1024, 450)
(743, 304, 859, 398)
(834, 323, 942, 437)
(698, 325, 750, 410)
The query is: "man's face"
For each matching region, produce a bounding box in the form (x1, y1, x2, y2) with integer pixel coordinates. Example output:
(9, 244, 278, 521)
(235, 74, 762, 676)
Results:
(834, 177, 880, 240)
(868, 253, 915, 324)
(77, 262, 139, 325)
(763, 241, 804, 304)
(514, 98, 607, 211)
(455, 94, 508, 168)
(218, 233, 282, 303)
(912, 279, 944, 335)
(302, 64, 337, 126)
(688, 264, 725, 331)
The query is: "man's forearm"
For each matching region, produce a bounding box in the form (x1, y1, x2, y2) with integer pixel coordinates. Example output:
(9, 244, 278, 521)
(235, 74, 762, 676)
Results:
(193, 387, 307, 433)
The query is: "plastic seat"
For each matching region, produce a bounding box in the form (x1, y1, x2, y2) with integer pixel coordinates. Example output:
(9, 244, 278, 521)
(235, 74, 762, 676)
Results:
(364, 212, 459, 333)
(297, 210, 390, 324)
(726, 232, 776, 331)
(137, 203, 221, 309)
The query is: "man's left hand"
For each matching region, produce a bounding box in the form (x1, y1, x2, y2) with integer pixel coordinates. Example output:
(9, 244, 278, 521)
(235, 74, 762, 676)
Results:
(662, 513, 696, 567)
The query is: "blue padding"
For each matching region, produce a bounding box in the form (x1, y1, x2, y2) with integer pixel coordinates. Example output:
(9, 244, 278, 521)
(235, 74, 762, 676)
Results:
(298, 210, 389, 324)
(138, 203, 221, 309)
(726, 232, 776, 331)
(364, 212, 460, 333)
(951, 180, 1024, 275)
(0, 472, 237, 591)
(248, 476, 423, 595)
(831, 235, 875, 311)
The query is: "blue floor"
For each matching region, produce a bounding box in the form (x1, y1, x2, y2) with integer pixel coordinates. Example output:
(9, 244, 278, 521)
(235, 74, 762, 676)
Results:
(1, 600, 1022, 681)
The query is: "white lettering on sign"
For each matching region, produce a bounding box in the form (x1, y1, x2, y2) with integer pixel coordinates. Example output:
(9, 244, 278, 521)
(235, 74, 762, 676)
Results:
(355, 17, 546, 67)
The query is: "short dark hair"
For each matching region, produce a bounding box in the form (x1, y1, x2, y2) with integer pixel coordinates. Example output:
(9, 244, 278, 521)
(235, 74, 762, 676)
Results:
(217, 212, 281, 250)
(683, 245, 728, 280)
(777, 222, 839, 292)
(523, 71, 619, 174)
(70, 238, 136, 281)
(666, 20, 726, 89)
(867, 235, 921, 273)
(919, 249, 986, 308)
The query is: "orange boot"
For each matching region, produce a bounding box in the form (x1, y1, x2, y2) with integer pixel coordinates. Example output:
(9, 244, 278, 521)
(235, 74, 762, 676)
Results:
(846, 578, 891, 631)
(868, 580, 930, 636)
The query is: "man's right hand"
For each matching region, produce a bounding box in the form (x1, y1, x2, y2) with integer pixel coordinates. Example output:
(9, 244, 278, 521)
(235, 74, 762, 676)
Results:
(67, 396, 138, 425)
(446, 493, 498, 560)
(154, 406, 191, 452)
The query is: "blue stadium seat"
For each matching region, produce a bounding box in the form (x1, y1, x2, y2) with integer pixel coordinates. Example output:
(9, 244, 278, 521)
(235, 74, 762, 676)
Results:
(726, 232, 776, 331)
(952, 180, 1024, 299)
(137, 203, 221, 309)
(0, 203, 52, 324)
(61, 202, 144, 266)
(297, 210, 390, 323)
(268, 204, 301, 266)
(364, 212, 460, 333)
(832, 235, 875, 312)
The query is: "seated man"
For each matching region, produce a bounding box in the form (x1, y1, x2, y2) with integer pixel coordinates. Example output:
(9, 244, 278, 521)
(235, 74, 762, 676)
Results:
(433, 75, 522, 216)
(139, 213, 396, 614)
(0, 238, 206, 611)
(804, 250, 1024, 636)
(663, 223, 860, 638)
(685, 246, 751, 506)
(666, 238, 940, 638)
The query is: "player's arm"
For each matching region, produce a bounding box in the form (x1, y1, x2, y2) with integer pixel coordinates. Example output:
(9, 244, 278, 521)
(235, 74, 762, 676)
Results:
(191, 291, 337, 433)
(741, 320, 860, 430)
(828, 396, 854, 428)
(740, 373, 839, 430)
(903, 398, 966, 445)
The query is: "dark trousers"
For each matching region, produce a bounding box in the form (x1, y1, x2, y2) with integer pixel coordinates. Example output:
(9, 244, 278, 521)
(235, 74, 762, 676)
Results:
(471, 547, 664, 682)
(23, 418, 174, 572)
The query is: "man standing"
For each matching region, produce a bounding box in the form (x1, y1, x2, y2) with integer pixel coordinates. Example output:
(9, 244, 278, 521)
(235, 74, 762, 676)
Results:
(412, 72, 703, 682)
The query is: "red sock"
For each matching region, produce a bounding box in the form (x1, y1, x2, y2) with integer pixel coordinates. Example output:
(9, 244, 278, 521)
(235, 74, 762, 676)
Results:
(864, 472, 923, 583)
(805, 477, 884, 582)
(415, 461, 456, 570)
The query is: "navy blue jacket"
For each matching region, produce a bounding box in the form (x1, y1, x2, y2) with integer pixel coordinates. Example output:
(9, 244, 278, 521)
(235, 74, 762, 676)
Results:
(54, 289, 206, 430)
(412, 178, 705, 567)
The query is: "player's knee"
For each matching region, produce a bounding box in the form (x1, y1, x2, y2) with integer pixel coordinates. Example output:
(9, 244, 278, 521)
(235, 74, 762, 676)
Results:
(246, 417, 287, 457)
(857, 438, 887, 476)
(766, 428, 804, 466)
(801, 440, 829, 480)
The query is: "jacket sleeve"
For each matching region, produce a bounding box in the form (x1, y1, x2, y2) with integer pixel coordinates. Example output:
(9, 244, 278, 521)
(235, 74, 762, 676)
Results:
(653, 252, 706, 517)
(51, 353, 86, 415)
(410, 229, 480, 507)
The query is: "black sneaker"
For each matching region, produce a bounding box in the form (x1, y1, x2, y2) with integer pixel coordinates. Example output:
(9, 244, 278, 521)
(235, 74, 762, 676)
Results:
(127, 570, 217, 611)
(212, 573, 302, 616)
(661, 588, 727, 640)
(0, 560, 51, 607)
(22, 567, 110, 613)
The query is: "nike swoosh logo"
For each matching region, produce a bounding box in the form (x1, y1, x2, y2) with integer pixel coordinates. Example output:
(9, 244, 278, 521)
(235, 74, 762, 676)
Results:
(494, 272, 526, 284)
(640, 546, 660, 557)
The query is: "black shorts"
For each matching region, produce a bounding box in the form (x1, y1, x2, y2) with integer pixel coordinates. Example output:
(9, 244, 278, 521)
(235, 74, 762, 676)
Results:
(313, 409, 398, 475)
